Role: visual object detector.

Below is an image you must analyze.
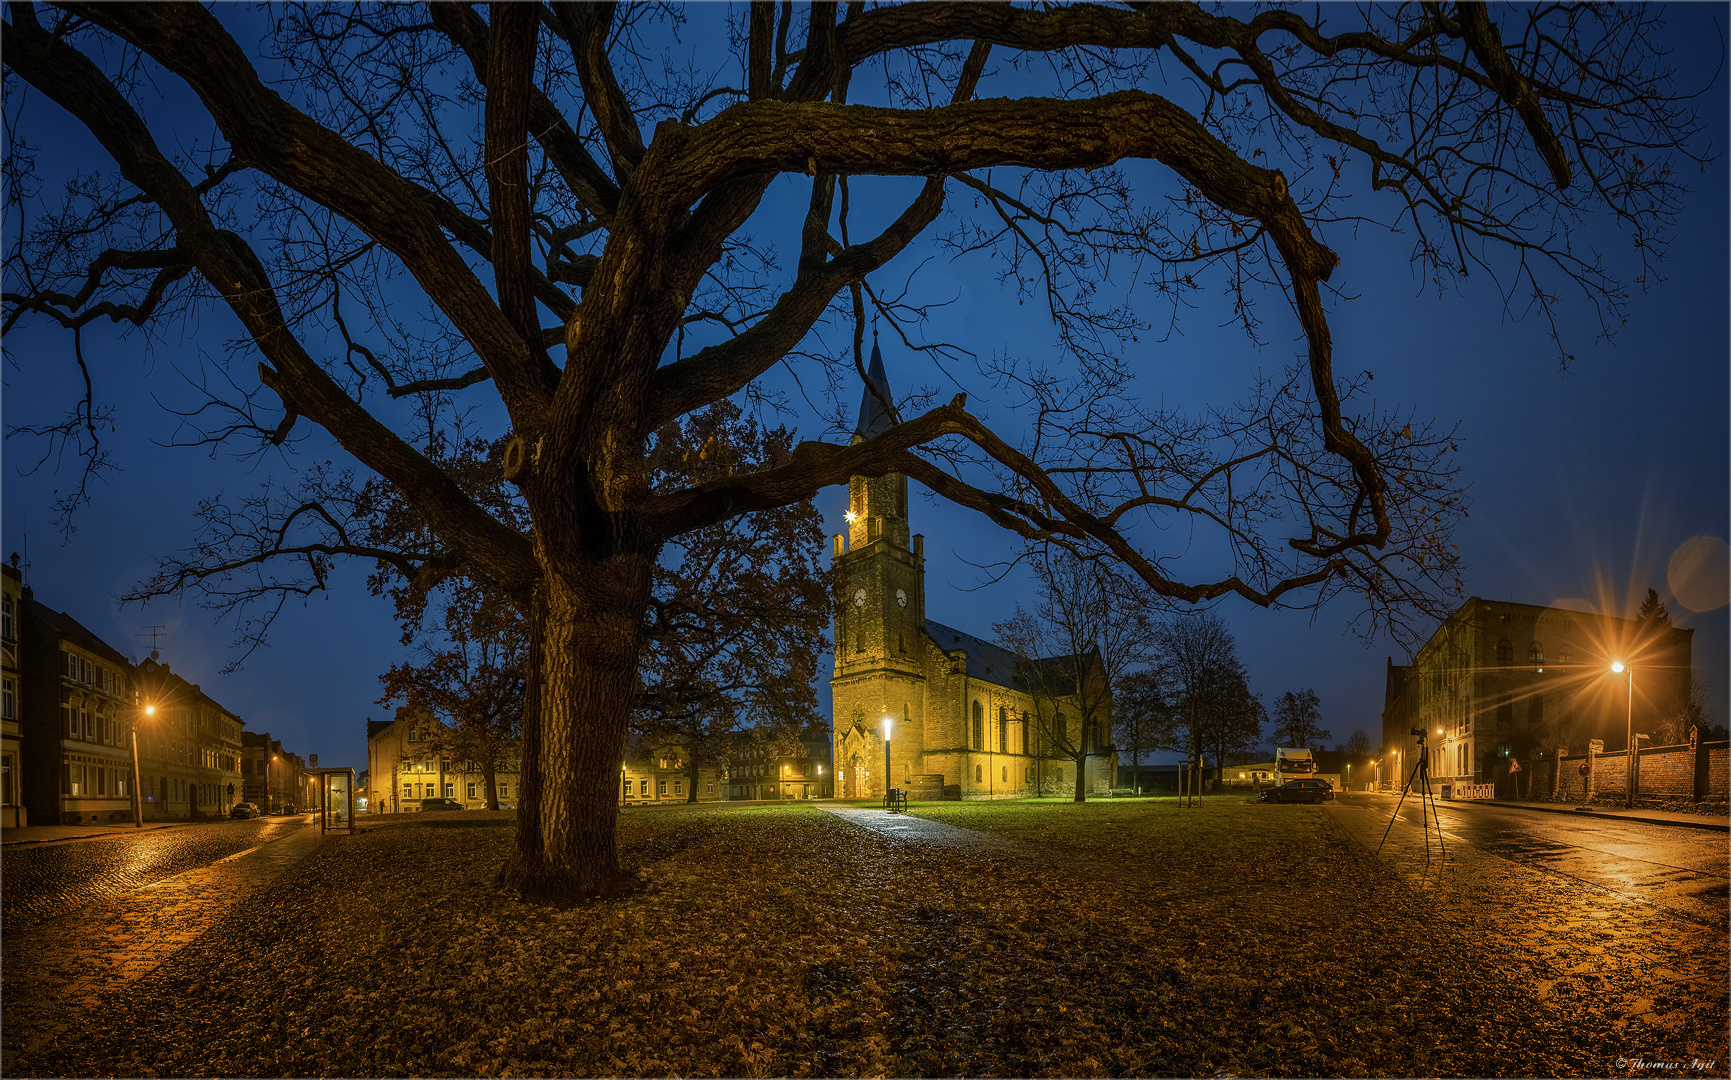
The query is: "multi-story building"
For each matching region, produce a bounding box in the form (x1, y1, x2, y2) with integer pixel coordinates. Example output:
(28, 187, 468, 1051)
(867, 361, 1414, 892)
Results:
(366, 711, 522, 812)
(830, 341, 1116, 800)
(134, 656, 247, 819)
(2, 560, 25, 826)
(19, 589, 138, 825)
(241, 731, 311, 813)
(1380, 597, 1693, 791)
(620, 737, 726, 805)
(724, 734, 831, 801)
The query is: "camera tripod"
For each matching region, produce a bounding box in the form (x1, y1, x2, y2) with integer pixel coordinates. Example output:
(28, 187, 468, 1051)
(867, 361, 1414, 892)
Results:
(1376, 732, 1447, 866)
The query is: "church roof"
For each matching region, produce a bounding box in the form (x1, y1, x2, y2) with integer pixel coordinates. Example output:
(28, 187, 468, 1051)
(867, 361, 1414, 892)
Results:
(924, 618, 1088, 695)
(924, 619, 1030, 688)
(853, 336, 898, 439)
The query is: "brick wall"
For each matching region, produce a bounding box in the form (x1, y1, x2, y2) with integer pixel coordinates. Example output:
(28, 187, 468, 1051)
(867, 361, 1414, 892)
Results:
(1709, 746, 1730, 798)
(1635, 742, 1694, 796)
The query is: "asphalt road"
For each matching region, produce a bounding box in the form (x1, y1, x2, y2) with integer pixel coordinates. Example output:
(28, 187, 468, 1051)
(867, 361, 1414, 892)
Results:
(1, 815, 314, 933)
(1338, 793, 1729, 927)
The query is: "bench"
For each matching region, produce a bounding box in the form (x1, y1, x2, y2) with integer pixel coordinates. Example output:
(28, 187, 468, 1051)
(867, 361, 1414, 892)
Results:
(1105, 788, 1138, 798)
(885, 788, 908, 813)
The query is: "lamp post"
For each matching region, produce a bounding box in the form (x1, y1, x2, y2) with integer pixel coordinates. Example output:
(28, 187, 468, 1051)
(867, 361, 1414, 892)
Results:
(1612, 661, 1633, 807)
(882, 717, 893, 803)
(130, 703, 155, 827)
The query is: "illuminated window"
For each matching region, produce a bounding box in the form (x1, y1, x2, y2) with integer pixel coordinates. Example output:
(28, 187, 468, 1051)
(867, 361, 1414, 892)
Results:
(1559, 644, 1573, 664)
(1528, 642, 1544, 665)
(971, 700, 984, 750)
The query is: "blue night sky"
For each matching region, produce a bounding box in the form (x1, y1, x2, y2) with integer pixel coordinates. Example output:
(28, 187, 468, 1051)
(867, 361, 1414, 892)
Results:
(4, 4, 1727, 773)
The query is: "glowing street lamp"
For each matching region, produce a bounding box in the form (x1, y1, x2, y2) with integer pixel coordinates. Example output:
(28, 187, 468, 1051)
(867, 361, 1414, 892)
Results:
(882, 716, 893, 806)
(130, 703, 156, 828)
(1612, 661, 1634, 807)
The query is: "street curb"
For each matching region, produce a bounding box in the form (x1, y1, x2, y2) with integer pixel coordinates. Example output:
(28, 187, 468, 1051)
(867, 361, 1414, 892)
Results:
(1359, 792, 1730, 832)
(1, 822, 195, 848)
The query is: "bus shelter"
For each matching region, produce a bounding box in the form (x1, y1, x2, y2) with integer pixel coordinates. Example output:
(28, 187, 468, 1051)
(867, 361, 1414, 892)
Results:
(311, 767, 357, 835)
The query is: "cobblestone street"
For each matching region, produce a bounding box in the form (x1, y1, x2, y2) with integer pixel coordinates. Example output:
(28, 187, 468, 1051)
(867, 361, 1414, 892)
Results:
(2, 823, 326, 1062)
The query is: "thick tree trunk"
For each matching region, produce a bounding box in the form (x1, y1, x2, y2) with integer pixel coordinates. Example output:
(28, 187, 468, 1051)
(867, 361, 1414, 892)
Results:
(499, 563, 652, 900)
(1072, 751, 1087, 803)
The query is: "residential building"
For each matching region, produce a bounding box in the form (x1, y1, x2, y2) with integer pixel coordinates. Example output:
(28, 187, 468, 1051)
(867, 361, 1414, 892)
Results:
(621, 737, 726, 805)
(830, 340, 1116, 800)
(366, 711, 521, 812)
(135, 656, 246, 819)
(242, 731, 311, 813)
(2, 560, 25, 826)
(19, 589, 137, 825)
(724, 733, 831, 801)
(1380, 597, 1693, 791)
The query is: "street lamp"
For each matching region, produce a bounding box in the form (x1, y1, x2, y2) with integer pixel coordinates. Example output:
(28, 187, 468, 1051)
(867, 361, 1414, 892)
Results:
(1612, 660, 1633, 807)
(130, 703, 155, 828)
(882, 716, 893, 803)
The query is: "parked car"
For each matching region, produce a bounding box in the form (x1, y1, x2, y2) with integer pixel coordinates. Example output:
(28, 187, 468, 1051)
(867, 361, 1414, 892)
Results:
(1258, 778, 1335, 804)
(420, 797, 464, 812)
(230, 802, 260, 819)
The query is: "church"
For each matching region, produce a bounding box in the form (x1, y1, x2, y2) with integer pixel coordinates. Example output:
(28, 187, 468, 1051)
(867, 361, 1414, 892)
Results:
(829, 338, 1116, 800)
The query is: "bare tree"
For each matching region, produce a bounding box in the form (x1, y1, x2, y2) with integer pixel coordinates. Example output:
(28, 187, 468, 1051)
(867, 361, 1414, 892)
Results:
(1153, 613, 1243, 782)
(996, 547, 1154, 803)
(1271, 689, 1332, 753)
(1114, 667, 1178, 776)
(5, 3, 1706, 897)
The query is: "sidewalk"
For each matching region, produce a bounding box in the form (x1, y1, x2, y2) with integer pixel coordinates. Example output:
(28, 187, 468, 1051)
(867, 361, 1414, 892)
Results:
(1, 821, 192, 846)
(1354, 789, 1729, 831)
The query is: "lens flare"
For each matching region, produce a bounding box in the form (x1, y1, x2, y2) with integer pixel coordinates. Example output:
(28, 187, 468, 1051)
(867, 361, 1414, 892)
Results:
(1667, 536, 1729, 612)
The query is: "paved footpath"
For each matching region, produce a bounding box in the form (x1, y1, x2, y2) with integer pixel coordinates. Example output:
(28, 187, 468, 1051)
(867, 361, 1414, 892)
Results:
(2, 823, 327, 1060)
(816, 803, 1018, 849)
(1329, 797, 1729, 1056)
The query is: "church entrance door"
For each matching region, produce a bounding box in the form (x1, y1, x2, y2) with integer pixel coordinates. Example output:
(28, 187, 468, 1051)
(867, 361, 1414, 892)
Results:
(846, 754, 863, 799)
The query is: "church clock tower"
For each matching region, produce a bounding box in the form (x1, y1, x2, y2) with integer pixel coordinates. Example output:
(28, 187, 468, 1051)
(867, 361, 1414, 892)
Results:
(831, 335, 926, 799)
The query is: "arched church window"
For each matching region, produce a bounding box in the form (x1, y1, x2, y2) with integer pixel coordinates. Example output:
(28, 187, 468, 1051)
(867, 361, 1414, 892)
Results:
(971, 700, 983, 750)
(1528, 641, 1544, 665)
(1002, 765, 1008, 782)
(998, 707, 1008, 752)
(1054, 711, 1067, 745)
(1559, 644, 1573, 664)
(1496, 638, 1513, 665)
(975, 764, 983, 783)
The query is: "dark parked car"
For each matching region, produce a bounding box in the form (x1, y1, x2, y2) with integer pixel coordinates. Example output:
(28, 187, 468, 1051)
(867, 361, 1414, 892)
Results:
(420, 797, 464, 812)
(230, 802, 260, 819)
(1258, 778, 1335, 804)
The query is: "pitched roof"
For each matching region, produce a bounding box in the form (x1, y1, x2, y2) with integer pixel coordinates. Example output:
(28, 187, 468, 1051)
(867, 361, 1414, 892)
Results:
(24, 597, 131, 667)
(853, 336, 898, 439)
(923, 619, 1030, 688)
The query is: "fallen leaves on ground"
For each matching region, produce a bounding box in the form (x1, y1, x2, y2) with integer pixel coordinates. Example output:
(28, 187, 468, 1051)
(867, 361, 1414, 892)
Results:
(11, 799, 1727, 1078)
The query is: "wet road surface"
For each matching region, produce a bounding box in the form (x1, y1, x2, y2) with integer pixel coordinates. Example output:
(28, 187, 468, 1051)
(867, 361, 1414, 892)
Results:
(1339, 794, 1728, 926)
(2, 815, 314, 932)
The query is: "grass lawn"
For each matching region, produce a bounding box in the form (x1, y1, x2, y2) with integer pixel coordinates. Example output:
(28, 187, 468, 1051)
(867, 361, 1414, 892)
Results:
(18, 799, 1722, 1077)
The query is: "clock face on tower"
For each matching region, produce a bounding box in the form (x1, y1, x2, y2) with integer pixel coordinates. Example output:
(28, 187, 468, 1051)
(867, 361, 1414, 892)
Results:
(896, 589, 908, 608)
(854, 588, 867, 608)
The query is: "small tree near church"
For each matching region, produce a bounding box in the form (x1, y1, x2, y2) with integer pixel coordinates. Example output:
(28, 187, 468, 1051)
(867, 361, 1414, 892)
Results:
(995, 548, 1155, 803)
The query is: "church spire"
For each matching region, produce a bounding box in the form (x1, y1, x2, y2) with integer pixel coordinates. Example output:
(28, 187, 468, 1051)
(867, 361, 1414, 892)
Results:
(853, 330, 897, 442)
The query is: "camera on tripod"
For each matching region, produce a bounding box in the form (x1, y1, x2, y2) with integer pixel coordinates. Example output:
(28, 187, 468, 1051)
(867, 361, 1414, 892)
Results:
(1410, 726, 1427, 740)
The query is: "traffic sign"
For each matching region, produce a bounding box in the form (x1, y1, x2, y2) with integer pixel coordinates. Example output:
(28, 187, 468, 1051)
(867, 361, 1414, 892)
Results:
(1508, 758, 1521, 773)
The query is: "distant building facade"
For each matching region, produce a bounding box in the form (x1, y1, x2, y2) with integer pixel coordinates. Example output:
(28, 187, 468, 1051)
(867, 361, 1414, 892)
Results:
(829, 340, 1116, 800)
(136, 657, 247, 819)
(1380, 597, 1693, 791)
(19, 591, 138, 825)
(366, 711, 521, 812)
(723, 734, 831, 801)
(621, 737, 726, 805)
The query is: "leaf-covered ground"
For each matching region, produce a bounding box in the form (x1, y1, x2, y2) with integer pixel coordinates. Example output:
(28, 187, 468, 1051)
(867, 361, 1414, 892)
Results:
(13, 799, 1727, 1077)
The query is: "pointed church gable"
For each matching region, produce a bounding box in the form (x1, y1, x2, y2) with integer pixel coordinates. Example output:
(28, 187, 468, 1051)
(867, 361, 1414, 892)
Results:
(922, 619, 1030, 689)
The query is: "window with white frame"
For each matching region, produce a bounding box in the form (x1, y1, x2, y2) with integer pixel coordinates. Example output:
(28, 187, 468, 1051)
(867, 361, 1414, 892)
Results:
(2, 677, 14, 721)
(467, 782, 476, 799)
